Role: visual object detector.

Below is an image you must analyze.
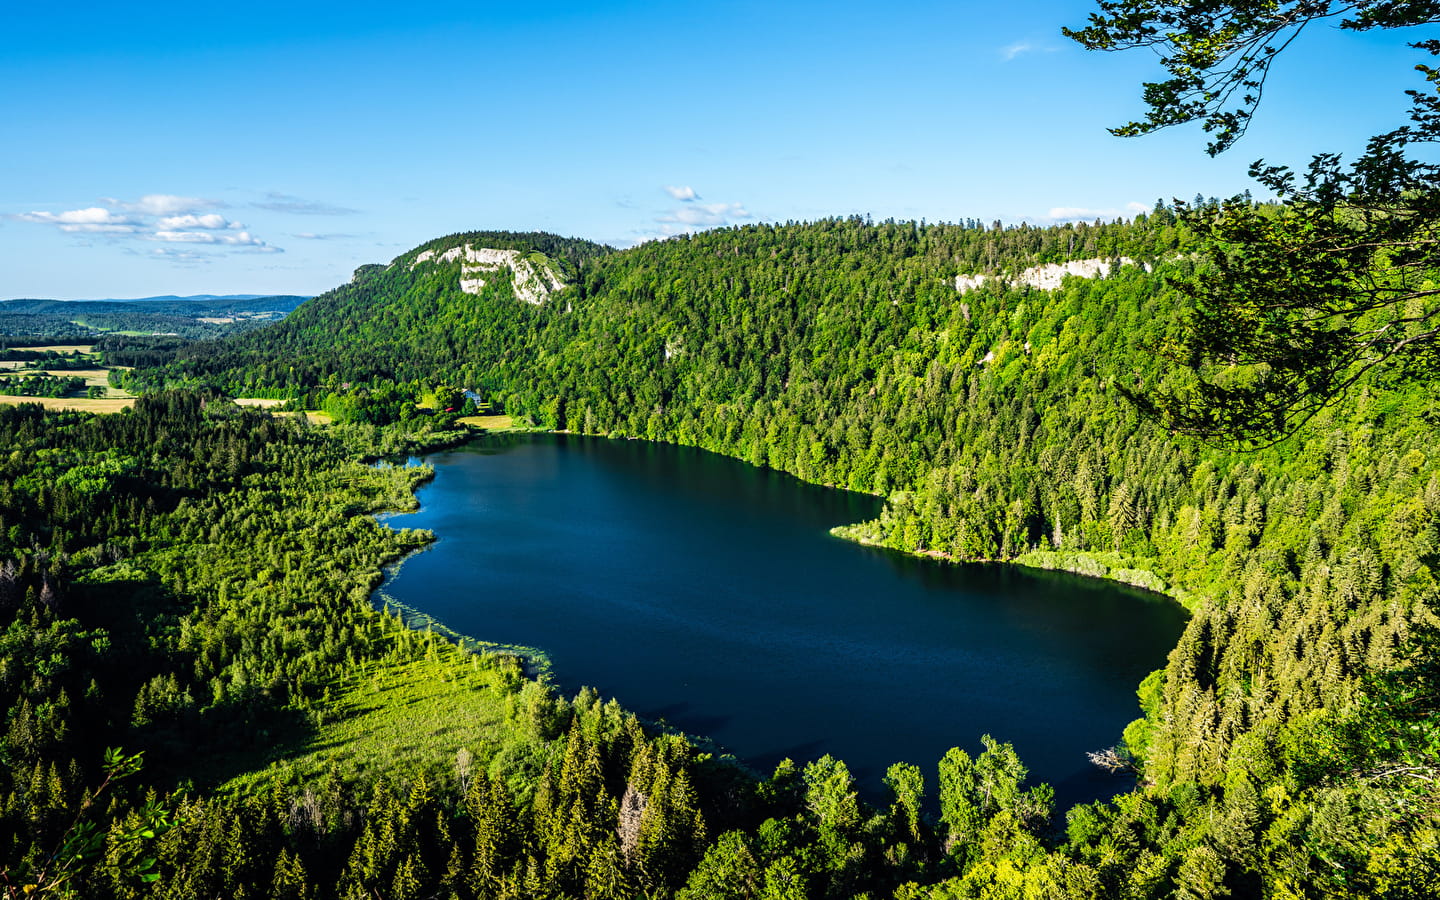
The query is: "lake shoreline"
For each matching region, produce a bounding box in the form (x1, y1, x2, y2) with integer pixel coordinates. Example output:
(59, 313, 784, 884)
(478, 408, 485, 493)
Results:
(829, 523, 1196, 613)
(367, 458, 760, 780)
(369, 432, 1186, 809)
(543, 429, 1197, 613)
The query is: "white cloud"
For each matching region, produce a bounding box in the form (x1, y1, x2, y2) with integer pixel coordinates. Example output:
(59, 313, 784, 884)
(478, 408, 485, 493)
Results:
(657, 201, 750, 228)
(151, 229, 276, 250)
(61, 224, 144, 234)
(112, 194, 216, 216)
(1039, 201, 1149, 224)
(150, 230, 220, 243)
(157, 213, 236, 230)
(148, 247, 211, 264)
(638, 187, 754, 240)
(1001, 40, 1059, 61)
(47, 208, 128, 225)
(15, 207, 142, 232)
(11, 194, 282, 259)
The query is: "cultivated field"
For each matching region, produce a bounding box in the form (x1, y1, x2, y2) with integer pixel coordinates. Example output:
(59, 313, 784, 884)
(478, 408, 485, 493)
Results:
(11, 344, 95, 354)
(28, 368, 130, 389)
(0, 395, 136, 413)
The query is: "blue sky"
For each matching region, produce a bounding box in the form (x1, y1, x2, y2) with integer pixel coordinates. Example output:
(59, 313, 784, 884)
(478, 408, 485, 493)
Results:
(1, 1, 1430, 299)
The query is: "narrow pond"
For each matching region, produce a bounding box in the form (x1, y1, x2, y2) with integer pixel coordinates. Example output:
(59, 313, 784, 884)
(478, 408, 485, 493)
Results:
(377, 434, 1187, 809)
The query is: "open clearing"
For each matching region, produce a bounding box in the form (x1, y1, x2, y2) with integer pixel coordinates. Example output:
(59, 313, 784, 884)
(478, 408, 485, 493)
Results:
(220, 642, 513, 792)
(290, 409, 334, 424)
(233, 399, 333, 424)
(8, 344, 95, 354)
(458, 414, 515, 429)
(30, 368, 125, 388)
(0, 395, 135, 413)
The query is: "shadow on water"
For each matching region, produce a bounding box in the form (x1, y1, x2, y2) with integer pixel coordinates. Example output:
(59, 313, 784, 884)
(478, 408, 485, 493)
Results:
(639, 701, 734, 743)
(379, 434, 1189, 810)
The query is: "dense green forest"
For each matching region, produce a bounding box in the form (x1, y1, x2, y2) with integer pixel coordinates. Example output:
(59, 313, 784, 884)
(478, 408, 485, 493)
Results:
(0, 392, 1063, 900)
(54, 212, 1430, 896)
(0, 374, 86, 397)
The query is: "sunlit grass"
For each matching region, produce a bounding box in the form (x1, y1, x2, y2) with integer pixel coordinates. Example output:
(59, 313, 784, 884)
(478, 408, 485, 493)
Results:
(11, 344, 94, 354)
(458, 414, 515, 429)
(219, 636, 527, 793)
(0, 395, 136, 413)
(232, 397, 288, 408)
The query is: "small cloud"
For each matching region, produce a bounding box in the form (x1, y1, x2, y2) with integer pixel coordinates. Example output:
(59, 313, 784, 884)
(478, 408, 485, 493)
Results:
(150, 229, 279, 251)
(636, 188, 754, 241)
(253, 191, 359, 215)
(1035, 201, 1149, 224)
(1000, 40, 1059, 61)
(292, 232, 357, 240)
(14, 207, 142, 233)
(157, 213, 237, 230)
(656, 201, 750, 229)
(148, 247, 211, 265)
(111, 194, 217, 216)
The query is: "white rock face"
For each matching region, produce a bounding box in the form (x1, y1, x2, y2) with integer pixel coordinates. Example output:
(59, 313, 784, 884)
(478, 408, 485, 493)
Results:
(954, 257, 1151, 294)
(410, 244, 567, 305)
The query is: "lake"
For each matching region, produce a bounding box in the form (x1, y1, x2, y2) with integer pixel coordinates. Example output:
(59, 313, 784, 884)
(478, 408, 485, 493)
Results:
(377, 434, 1188, 808)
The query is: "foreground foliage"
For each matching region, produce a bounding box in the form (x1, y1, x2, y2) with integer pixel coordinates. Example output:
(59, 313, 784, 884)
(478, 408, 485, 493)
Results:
(1068, 1, 1440, 445)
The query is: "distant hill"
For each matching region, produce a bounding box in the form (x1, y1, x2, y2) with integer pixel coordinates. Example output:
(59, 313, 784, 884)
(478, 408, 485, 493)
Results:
(0, 294, 310, 340)
(4, 293, 292, 304)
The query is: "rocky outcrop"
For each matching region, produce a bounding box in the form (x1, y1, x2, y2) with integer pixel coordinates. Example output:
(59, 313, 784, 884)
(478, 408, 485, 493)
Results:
(410, 244, 567, 304)
(954, 256, 1152, 294)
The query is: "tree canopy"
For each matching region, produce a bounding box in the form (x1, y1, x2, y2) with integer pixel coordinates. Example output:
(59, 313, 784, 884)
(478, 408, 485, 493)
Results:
(1069, 0, 1440, 446)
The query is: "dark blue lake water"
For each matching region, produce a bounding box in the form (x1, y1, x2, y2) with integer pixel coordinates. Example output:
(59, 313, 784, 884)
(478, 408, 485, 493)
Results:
(378, 434, 1187, 808)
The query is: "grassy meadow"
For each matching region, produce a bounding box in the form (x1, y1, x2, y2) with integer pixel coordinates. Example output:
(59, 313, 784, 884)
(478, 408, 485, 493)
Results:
(457, 413, 515, 429)
(217, 625, 548, 797)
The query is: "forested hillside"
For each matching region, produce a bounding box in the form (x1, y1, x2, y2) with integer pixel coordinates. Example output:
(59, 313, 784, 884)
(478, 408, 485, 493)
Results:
(15, 215, 1439, 896)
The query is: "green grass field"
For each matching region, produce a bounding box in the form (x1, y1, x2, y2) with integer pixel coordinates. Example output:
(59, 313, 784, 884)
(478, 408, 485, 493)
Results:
(457, 413, 515, 430)
(219, 630, 542, 795)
